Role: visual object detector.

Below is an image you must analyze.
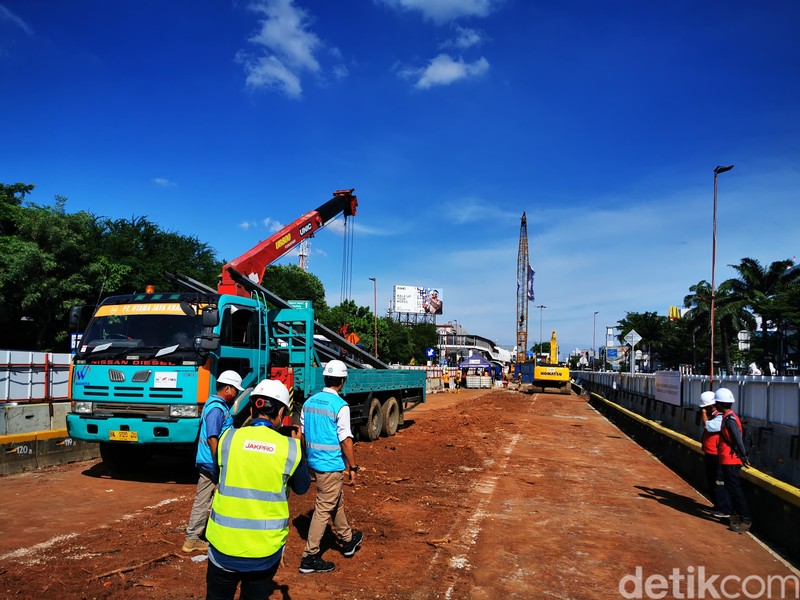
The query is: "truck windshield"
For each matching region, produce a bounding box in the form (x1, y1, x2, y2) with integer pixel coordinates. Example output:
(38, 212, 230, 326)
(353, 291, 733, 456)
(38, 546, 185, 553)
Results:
(77, 305, 204, 358)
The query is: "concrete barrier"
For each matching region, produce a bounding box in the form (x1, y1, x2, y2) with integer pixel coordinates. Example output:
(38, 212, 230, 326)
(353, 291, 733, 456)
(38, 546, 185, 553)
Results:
(574, 382, 800, 564)
(0, 429, 99, 475)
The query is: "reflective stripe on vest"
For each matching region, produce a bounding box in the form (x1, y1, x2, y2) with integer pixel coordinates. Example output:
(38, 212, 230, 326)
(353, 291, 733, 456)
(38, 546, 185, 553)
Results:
(206, 425, 301, 558)
(719, 412, 744, 466)
(303, 391, 346, 472)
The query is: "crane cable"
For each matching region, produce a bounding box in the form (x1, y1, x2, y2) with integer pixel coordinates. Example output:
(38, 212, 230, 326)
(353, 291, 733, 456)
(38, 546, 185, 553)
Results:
(340, 215, 355, 305)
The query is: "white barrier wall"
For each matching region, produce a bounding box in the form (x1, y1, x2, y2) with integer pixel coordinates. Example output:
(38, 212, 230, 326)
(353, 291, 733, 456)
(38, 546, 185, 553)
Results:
(0, 351, 71, 403)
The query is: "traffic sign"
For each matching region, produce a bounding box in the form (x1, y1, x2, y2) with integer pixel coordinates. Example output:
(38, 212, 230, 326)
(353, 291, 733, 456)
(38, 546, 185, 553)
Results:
(623, 329, 642, 347)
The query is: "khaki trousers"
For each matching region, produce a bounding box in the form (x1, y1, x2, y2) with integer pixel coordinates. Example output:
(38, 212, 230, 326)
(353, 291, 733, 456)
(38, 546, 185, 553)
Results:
(303, 471, 352, 557)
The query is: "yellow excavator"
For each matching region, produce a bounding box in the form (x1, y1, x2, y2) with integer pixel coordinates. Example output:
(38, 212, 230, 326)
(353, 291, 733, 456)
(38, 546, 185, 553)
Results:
(533, 330, 571, 393)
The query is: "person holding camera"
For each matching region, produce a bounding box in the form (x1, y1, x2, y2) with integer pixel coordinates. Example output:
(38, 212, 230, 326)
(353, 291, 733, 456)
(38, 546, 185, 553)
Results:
(205, 379, 310, 599)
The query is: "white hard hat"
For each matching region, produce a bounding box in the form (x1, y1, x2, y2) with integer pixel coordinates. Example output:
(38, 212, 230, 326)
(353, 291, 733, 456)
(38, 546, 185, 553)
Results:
(251, 379, 290, 409)
(699, 391, 716, 408)
(714, 388, 735, 404)
(324, 359, 348, 378)
(217, 370, 243, 391)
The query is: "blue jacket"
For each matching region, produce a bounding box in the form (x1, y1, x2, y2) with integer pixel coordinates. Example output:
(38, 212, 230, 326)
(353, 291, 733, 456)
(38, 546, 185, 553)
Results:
(196, 395, 233, 470)
(302, 390, 347, 473)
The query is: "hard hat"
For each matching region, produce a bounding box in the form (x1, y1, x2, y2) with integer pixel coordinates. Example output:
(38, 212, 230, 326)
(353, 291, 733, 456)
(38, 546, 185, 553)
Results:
(250, 379, 290, 409)
(714, 388, 735, 404)
(217, 370, 243, 391)
(324, 359, 348, 378)
(699, 391, 716, 408)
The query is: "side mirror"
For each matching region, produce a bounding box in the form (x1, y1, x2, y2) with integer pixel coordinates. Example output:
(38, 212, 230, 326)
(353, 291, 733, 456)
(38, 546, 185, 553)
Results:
(69, 306, 84, 329)
(202, 307, 220, 328)
(198, 333, 220, 351)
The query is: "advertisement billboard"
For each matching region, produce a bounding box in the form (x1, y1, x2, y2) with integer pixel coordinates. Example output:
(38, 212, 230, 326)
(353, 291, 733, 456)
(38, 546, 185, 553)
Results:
(393, 285, 444, 315)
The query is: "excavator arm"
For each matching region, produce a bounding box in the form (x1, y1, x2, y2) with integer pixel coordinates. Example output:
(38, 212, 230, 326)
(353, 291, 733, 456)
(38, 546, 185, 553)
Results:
(218, 189, 358, 297)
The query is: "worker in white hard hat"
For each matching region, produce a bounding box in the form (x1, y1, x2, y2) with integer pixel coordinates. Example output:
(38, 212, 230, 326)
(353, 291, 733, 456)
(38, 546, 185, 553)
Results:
(205, 379, 310, 598)
(698, 391, 729, 517)
(714, 388, 752, 532)
(183, 370, 244, 553)
(299, 359, 363, 574)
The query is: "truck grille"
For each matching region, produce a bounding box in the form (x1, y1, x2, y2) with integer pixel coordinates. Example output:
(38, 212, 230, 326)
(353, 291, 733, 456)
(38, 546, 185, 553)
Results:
(93, 402, 170, 418)
(80, 385, 184, 400)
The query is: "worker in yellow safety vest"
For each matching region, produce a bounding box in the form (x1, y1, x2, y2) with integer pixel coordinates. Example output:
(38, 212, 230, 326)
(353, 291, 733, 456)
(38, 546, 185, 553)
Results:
(205, 379, 310, 599)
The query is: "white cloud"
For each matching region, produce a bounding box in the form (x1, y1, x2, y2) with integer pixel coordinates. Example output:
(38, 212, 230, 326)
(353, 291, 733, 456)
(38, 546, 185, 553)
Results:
(239, 0, 321, 98)
(239, 221, 257, 230)
(442, 26, 484, 50)
(376, 0, 502, 24)
(262, 217, 284, 232)
(409, 53, 489, 89)
(0, 5, 33, 35)
(444, 196, 517, 225)
(152, 177, 176, 187)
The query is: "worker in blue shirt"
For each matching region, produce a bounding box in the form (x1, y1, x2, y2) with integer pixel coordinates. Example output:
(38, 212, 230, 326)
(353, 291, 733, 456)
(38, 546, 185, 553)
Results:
(183, 370, 243, 553)
(205, 379, 310, 599)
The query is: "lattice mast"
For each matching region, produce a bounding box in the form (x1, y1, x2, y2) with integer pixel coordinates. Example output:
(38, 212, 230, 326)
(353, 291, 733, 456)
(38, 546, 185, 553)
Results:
(516, 212, 530, 363)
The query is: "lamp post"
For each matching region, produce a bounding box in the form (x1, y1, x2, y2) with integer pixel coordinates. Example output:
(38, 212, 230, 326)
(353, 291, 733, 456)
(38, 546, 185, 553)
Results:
(593, 311, 599, 371)
(368, 277, 378, 358)
(535, 305, 546, 360)
(710, 165, 734, 383)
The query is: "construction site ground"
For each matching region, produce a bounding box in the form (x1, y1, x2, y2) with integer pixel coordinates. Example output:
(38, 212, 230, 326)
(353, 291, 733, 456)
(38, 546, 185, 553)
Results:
(1, 388, 798, 599)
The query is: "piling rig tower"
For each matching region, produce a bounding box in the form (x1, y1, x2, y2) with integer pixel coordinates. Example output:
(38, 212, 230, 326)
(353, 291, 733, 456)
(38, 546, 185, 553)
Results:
(516, 212, 530, 363)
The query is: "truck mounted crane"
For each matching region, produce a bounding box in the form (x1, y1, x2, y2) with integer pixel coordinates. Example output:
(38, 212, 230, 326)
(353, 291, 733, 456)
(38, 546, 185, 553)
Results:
(67, 188, 424, 473)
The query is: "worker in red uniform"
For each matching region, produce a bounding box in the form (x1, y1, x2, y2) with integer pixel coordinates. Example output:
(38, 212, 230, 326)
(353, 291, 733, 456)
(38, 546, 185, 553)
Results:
(699, 391, 729, 517)
(714, 388, 752, 532)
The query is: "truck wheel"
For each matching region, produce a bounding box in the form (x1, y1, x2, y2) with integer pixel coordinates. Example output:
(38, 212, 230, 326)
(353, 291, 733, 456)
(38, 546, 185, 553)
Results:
(358, 399, 383, 441)
(380, 397, 400, 437)
(99, 443, 152, 474)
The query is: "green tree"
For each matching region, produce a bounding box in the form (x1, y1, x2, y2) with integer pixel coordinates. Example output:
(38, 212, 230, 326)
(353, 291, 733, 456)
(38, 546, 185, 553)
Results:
(0, 182, 35, 236)
(262, 265, 328, 313)
(616, 311, 667, 371)
(0, 197, 129, 350)
(727, 257, 800, 367)
(98, 216, 221, 294)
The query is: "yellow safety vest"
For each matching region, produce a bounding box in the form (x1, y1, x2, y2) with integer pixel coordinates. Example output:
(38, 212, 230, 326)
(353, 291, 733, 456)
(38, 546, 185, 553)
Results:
(206, 424, 302, 558)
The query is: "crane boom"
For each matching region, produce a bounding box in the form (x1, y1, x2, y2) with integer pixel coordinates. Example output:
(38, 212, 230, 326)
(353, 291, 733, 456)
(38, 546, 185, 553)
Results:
(516, 212, 530, 363)
(218, 189, 358, 297)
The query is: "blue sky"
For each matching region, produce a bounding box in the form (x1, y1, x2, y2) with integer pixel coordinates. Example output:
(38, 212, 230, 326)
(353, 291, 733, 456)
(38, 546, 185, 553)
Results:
(2, 0, 799, 357)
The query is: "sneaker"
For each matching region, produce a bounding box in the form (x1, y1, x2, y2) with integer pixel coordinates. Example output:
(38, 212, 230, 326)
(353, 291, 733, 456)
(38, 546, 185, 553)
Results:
(730, 519, 752, 533)
(299, 554, 335, 574)
(181, 537, 209, 553)
(712, 511, 731, 519)
(341, 530, 363, 558)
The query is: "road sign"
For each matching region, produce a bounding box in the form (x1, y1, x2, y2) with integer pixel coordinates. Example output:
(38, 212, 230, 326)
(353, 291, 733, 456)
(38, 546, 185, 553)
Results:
(426, 347, 436, 358)
(623, 329, 642, 347)
(607, 348, 618, 359)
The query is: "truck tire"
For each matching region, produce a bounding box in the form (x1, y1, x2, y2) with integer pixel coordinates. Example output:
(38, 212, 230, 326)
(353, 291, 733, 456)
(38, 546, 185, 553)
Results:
(99, 442, 152, 474)
(380, 397, 400, 437)
(358, 398, 383, 441)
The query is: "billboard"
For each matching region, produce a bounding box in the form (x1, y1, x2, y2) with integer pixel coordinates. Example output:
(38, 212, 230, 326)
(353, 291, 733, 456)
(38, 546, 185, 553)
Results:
(393, 285, 444, 315)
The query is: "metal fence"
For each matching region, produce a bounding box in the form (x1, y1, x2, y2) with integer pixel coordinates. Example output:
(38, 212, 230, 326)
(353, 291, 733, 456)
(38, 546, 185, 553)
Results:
(578, 370, 800, 429)
(0, 351, 71, 404)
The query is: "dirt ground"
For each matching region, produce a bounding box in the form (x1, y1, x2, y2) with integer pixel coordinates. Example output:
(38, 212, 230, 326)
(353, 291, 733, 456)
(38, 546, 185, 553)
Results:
(0, 388, 797, 599)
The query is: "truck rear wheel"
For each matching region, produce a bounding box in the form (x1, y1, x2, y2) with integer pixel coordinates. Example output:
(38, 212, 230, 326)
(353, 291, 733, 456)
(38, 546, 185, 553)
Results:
(380, 397, 400, 437)
(358, 398, 383, 441)
(99, 442, 152, 474)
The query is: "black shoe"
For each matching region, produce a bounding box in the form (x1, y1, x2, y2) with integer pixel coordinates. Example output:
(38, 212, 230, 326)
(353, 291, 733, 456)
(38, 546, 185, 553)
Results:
(712, 510, 731, 519)
(341, 530, 363, 557)
(299, 554, 335, 574)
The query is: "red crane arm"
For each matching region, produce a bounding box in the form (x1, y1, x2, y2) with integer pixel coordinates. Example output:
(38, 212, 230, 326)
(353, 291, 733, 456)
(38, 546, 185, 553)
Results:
(218, 189, 358, 297)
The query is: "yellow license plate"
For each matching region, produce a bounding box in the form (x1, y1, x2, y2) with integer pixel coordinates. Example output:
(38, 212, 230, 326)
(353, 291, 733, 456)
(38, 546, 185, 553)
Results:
(109, 430, 139, 442)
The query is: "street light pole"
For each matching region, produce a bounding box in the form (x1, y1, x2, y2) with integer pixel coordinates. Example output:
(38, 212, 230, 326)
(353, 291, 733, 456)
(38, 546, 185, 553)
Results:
(535, 305, 546, 360)
(368, 277, 378, 358)
(593, 311, 599, 371)
(710, 164, 734, 383)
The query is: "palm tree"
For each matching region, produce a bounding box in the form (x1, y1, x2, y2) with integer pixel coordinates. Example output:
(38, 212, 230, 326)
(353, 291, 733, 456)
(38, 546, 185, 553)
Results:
(727, 258, 800, 369)
(683, 280, 713, 372)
